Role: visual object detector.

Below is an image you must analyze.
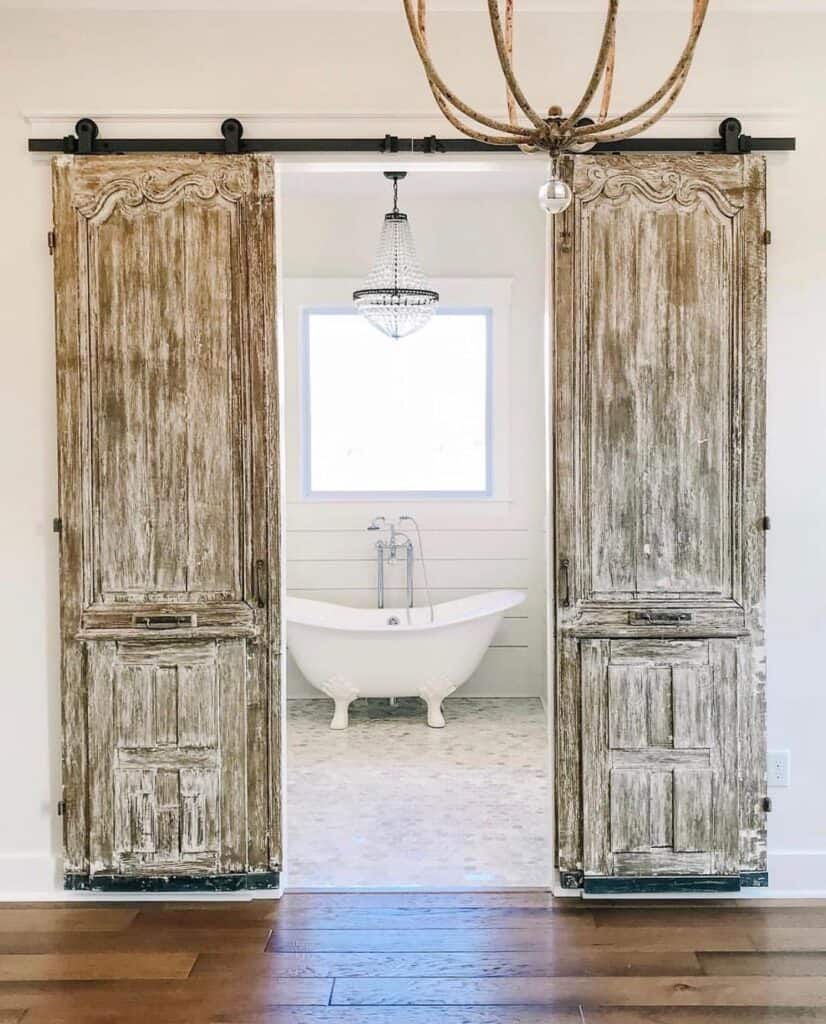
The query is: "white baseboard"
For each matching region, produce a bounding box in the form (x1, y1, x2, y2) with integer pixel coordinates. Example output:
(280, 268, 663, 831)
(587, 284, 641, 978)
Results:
(0, 853, 61, 897)
(767, 850, 826, 896)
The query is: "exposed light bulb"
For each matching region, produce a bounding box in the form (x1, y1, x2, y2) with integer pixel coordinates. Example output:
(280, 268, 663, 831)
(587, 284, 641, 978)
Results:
(539, 155, 571, 214)
(538, 173, 572, 215)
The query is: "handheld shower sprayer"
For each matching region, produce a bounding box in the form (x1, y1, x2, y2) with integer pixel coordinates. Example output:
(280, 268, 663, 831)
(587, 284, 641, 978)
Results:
(399, 514, 434, 624)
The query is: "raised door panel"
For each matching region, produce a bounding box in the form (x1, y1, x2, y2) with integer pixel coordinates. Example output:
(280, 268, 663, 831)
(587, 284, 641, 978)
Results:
(586, 192, 733, 601)
(553, 154, 767, 625)
(88, 639, 247, 877)
(92, 197, 240, 602)
(581, 638, 740, 879)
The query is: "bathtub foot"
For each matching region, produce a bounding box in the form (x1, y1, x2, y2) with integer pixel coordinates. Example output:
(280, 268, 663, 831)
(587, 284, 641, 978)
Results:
(419, 681, 457, 728)
(318, 676, 359, 730)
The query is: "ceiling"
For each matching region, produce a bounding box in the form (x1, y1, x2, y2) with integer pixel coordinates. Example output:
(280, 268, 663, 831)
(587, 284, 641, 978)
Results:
(3, 0, 824, 9)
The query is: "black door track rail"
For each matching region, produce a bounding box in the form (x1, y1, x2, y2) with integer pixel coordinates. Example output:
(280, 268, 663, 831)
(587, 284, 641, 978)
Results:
(29, 117, 795, 157)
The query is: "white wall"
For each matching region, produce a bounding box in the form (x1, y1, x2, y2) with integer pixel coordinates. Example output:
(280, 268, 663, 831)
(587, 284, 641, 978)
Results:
(280, 189, 546, 698)
(0, 5, 824, 894)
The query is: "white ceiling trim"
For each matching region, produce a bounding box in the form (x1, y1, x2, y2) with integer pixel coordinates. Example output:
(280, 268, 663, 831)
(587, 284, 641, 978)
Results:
(25, 108, 798, 144)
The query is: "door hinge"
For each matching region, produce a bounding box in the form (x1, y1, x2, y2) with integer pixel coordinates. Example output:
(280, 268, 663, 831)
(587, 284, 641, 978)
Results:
(57, 800, 66, 816)
(47, 230, 56, 255)
(763, 229, 772, 245)
(53, 517, 62, 534)
(762, 796, 772, 813)
(762, 515, 771, 531)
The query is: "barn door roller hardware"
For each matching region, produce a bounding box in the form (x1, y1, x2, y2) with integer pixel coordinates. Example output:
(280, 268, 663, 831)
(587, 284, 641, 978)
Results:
(29, 116, 795, 156)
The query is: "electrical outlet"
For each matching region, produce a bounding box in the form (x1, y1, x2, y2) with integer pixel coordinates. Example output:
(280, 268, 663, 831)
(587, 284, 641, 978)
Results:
(768, 750, 791, 787)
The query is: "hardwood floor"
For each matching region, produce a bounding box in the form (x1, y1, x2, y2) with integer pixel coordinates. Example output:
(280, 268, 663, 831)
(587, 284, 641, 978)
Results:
(1, 892, 825, 1023)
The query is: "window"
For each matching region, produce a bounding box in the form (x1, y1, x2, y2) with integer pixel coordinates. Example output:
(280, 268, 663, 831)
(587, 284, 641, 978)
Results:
(301, 308, 492, 498)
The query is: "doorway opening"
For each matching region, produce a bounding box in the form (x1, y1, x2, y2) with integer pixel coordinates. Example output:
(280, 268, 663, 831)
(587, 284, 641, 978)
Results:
(278, 159, 555, 889)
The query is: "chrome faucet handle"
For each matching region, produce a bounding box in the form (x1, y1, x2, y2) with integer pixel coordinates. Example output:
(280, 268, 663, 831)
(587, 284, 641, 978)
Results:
(367, 515, 386, 531)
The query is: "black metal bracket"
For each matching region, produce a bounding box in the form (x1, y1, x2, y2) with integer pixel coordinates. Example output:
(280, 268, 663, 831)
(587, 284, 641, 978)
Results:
(32, 116, 795, 157)
(221, 118, 243, 154)
(67, 117, 98, 155)
(720, 116, 751, 154)
(421, 135, 447, 154)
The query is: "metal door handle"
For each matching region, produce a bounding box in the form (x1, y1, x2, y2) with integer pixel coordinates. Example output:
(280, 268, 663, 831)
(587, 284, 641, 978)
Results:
(255, 558, 268, 609)
(558, 558, 570, 607)
(132, 614, 195, 630)
(629, 610, 692, 625)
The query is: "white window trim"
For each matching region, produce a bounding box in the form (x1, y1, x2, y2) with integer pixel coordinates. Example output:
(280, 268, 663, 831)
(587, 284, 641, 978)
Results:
(284, 278, 512, 504)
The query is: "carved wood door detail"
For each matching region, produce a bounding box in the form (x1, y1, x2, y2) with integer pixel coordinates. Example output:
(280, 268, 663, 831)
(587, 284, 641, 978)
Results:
(52, 155, 280, 888)
(553, 155, 767, 891)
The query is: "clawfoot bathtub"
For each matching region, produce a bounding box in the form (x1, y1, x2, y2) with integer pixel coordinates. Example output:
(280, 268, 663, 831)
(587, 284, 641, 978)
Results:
(285, 591, 525, 729)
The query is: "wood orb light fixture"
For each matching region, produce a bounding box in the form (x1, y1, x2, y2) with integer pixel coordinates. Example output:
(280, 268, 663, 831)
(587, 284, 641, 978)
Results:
(402, 0, 710, 210)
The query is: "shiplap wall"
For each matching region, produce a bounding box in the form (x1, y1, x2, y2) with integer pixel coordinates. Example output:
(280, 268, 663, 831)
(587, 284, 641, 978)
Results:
(280, 187, 548, 698)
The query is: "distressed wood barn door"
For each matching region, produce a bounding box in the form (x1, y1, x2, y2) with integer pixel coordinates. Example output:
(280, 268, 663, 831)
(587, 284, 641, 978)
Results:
(553, 155, 767, 894)
(52, 154, 281, 891)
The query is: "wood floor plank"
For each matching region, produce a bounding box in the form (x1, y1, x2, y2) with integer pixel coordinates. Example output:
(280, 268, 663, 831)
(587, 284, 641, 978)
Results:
(0, 1012, 26, 1024)
(134, 907, 596, 931)
(331, 975, 826, 1007)
(129, 907, 279, 929)
(266, 925, 755, 953)
(23, 1011, 823, 1024)
(0, 927, 273, 955)
(0, 925, 272, 954)
(276, 908, 596, 930)
(0, 977, 334, 1011)
(268, 928, 594, 953)
(0, 908, 137, 933)
(749, 930, 826, 952)
(588, 927, 757, 952)
(586, 1011, 826, 1023)
(192, 949, 701, 978)
(593, 908, 826, 929)
(698, 952, 826, 976)
(0, 952, 196, 981)
(21, 1007, 585, 1024)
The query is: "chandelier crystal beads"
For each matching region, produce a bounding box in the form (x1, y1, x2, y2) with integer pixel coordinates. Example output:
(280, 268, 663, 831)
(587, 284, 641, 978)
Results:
(353, 172, 440, 339)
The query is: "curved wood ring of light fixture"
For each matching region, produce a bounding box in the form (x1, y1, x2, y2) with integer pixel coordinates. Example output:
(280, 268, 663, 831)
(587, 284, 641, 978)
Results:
(404, 0, 710, 154)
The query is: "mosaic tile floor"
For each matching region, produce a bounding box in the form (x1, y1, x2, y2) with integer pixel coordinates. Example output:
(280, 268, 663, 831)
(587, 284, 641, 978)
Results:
(286, 697, 552, 888)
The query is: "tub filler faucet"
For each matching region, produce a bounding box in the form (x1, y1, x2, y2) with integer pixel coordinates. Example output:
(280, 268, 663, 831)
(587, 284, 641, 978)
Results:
(367, 516, 414, 609)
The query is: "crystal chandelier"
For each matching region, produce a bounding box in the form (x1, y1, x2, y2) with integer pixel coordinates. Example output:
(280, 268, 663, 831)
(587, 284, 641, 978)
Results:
(402, 0, 710, 213)
(353, 171, 439, 339)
